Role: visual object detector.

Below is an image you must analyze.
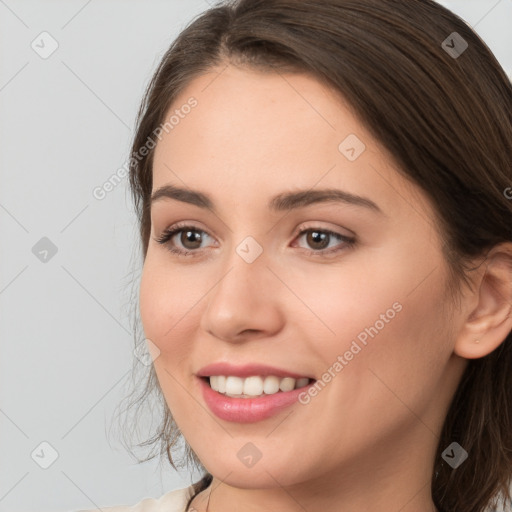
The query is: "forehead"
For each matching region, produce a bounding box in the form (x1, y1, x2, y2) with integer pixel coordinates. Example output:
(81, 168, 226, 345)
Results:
(153, 64, 363, 170)
(151, 64, 428, 219)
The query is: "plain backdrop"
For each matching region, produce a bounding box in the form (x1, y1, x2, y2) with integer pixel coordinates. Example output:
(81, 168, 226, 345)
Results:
(0, 1, 511, 511)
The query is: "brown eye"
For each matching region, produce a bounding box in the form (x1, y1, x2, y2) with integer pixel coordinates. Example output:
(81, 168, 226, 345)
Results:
(179, 229, 203, 250)
(154, 224, 214, 257)
(305, 230, 331, 250)
(293, 228, 356, 257)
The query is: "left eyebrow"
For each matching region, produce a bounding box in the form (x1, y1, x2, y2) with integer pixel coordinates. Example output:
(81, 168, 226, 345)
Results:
(268, 188, 383, 214)
(150, 184, 384, 215)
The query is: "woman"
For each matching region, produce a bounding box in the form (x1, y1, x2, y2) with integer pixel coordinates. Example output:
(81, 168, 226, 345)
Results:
(82, 0, 512, 511)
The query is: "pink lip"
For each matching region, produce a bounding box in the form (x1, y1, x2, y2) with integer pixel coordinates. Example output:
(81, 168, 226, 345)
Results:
(196, 362, 313, 379)
(198, 376, 315, 423)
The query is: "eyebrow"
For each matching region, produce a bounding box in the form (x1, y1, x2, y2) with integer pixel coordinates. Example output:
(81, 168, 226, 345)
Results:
(150, 184, 383, 215)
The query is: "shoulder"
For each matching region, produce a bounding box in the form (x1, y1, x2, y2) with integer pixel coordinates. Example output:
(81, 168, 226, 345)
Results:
(76, 485, 195, 512)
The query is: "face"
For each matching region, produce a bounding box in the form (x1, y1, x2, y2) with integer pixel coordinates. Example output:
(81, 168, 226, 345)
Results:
(139, 64, 468, 490)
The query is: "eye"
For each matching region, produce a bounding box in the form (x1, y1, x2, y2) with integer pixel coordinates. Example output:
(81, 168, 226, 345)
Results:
(292, 227, 356, 256)
(154, 222, 214, 257)
(153, 223, 356, 258)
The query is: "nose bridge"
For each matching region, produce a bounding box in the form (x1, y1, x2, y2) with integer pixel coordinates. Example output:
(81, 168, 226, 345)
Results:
(199, 232, 283, 341)
(214, 233, 269, 305)
(219, 210, 270, 279)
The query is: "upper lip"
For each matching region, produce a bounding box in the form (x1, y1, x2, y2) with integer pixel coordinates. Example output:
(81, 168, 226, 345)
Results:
(196, 362, 314, 380)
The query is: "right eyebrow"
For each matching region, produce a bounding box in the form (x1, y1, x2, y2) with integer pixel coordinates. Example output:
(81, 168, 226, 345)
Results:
(151, 185, 214, 210)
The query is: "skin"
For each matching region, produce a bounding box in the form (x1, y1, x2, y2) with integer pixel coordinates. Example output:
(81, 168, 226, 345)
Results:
(139, 63, 512, 512)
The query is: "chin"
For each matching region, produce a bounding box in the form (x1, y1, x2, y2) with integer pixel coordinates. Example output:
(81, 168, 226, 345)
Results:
(198, 449, 312, 490)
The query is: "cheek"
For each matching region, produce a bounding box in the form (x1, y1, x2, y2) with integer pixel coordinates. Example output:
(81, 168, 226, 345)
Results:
(362, 279, 452, 394)
(139, 258, 204, 431)
(288, 247, 452, 401)
(279, 260, 407, 362)
(139, 254, 198, 359)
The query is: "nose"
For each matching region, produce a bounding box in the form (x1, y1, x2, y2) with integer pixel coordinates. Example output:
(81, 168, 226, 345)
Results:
(199, 247, 285, 344)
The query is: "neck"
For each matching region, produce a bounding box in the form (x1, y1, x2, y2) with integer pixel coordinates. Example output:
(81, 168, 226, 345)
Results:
(190, 439, 440, 512)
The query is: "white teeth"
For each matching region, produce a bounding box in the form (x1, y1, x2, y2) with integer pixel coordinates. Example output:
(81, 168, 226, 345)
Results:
(243, 376, 264, 396)
(279, 377, 296, 392)
(207, 375, 312, 398)
(263, 375, 280, 394)
(225, 376, 244, 395)
(217, 375, 226, 393)
(209, 375, 228, 392)
(210, 375, 219, 391)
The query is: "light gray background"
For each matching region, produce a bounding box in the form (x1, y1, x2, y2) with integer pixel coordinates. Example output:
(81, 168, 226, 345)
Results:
(1, 1, 511, 512)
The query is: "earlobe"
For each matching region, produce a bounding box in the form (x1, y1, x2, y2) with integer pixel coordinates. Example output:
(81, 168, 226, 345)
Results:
(453, 243, 512, 360)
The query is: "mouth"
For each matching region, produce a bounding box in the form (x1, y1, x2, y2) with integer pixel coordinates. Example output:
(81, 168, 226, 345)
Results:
(198, 374, 317, 423)
(200, 375, 315, 399)
(196, 362, 317, 422)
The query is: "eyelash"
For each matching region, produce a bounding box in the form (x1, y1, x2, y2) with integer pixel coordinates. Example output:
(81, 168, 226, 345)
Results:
(154, 222, 356, 259)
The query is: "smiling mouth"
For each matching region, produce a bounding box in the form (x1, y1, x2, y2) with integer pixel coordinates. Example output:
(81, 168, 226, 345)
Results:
(201, 375, 315, 398)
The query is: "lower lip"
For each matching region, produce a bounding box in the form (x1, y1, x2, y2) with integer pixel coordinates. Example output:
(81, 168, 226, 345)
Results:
(198, 377, 315, 423)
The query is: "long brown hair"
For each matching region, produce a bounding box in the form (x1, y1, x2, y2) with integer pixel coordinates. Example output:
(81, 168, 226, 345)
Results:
(119, 1, 512, 511)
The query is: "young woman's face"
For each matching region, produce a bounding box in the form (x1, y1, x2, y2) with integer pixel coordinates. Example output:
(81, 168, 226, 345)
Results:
(140, 64, 468, 491)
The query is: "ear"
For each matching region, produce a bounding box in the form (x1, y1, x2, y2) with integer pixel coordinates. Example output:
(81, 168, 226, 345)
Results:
(454, 243, 512, 359)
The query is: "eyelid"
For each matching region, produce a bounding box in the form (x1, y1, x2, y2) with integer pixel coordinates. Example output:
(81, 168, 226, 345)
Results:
(293, 221, 355, 240)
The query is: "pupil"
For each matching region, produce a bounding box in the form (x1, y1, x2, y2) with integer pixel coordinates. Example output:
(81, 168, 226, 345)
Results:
(308, 231, 328, 249)
(182, 230, 202, 249)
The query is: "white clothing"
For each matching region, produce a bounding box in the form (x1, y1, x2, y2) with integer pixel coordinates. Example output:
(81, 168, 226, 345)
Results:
(75, 486, 195, 512)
